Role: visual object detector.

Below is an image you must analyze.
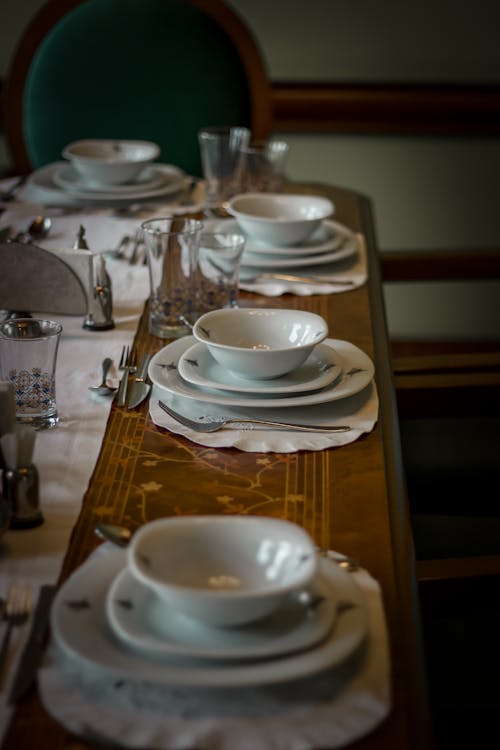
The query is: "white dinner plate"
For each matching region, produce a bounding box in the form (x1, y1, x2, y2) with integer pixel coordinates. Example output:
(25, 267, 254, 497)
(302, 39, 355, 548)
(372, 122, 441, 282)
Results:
(106, 565, 337, 661)
(53, 163, 167, 194)
(178, 341, 342, 395)
(205, 218, 346, 257)
(51, 545, 367, 687)
(240, 238, 358, 270)
(149, 337, 374, 409)
(28, 161, 187, 202)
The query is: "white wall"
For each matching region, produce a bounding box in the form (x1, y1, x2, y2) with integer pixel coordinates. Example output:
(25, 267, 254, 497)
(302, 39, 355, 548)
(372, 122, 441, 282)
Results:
(2, 0, 500, 340)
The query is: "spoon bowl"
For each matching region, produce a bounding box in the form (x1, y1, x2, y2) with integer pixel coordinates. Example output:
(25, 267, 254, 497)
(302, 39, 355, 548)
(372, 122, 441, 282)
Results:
(11, 216, 52, 244)
(89, 357, 117, 396)
(28, 216, 52, 240)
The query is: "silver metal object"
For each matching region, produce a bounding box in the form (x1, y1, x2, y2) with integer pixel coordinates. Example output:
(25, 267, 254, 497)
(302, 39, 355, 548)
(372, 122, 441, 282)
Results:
(158, 400, 351, 433)
(94, 522, 132, 547)
(116, 346, 138, 407)
(83, 253, 115, 331)
(3, 464, 44, 529)
(127, 353, 152, 408)
(8, 584, 56, 704)
(89, 357, 116, 396)
(243, 272, 355, 286)
(0, 583, 32, 688)
(10, 216, 52, 244)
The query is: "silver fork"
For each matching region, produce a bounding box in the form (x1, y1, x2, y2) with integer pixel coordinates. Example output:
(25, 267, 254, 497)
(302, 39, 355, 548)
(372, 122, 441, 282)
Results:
(242, 272, 355, 286)
(116, 346, 138, 406)
(158, 400, 351, 433)
(0, 583, 32, 686)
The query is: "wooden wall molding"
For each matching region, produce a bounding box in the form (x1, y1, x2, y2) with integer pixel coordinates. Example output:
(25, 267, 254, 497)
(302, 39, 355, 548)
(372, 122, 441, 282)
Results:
(2, 79, 500, 137)
(271, 82, 500, 135)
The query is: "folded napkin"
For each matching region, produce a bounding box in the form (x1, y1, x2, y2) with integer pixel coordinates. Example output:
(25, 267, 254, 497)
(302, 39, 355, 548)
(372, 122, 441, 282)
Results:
(149, 380, 378, 453)
(239, 232, 367, 297)
(38, 546, 391, 750)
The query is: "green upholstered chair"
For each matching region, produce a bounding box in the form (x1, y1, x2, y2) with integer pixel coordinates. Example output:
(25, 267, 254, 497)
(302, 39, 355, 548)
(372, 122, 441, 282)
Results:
(3, 0, 272, 177)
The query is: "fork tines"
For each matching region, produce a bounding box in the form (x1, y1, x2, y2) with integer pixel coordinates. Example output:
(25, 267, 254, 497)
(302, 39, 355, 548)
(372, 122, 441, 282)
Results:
(116, 345, 138, 406)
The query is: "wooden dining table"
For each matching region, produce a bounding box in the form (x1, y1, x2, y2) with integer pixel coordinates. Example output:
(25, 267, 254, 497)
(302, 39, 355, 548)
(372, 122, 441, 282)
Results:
(2, 181, 434, 749)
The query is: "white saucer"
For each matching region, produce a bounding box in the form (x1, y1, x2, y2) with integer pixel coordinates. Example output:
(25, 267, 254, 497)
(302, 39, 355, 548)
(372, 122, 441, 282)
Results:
(28, 161, 187, 202)
(178, 342, 342, 395)
(106, 565, 337, 661)
(205, 218, 346, 257)
(51, 545, 367, 687)
(53, 163, 166, 194)
(240, 238, 358, 270)
(149, 337, 374, 409)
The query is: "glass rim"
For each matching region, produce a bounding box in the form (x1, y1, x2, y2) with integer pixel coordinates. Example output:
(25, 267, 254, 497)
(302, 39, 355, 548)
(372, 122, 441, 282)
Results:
(198, 125, 251, 139)
(140, 217, 203, 236)
(0, 317, 63, 339)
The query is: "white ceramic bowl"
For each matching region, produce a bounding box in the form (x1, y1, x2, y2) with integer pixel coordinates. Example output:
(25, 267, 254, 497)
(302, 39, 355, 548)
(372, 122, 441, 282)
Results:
(127, 515, 317, 627)
(227, 192, 334, 246)
(192, 307, 328, 379)
(62, 139, 160, 186)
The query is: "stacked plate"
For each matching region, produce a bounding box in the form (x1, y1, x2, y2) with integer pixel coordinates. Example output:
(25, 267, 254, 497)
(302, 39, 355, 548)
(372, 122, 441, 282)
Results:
(205, 218, 359, 283)
(148, 335, 374, 412)
(26, 161, 188, 204)
(51, 545, 368, 688)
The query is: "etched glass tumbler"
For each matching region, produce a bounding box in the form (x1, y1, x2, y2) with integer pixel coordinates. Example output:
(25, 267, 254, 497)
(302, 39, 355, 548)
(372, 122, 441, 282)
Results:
(142, 217, 203, 338)
(0, 318, 62, 430)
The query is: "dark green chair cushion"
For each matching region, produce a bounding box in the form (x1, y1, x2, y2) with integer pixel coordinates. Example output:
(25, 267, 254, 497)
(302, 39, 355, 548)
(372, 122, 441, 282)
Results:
(23, 0, 253, 176)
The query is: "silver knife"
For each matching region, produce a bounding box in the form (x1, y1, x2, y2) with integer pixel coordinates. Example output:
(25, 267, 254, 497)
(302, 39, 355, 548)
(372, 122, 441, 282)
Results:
(127, 353, 152, 409)
(8, 584, 56, 704)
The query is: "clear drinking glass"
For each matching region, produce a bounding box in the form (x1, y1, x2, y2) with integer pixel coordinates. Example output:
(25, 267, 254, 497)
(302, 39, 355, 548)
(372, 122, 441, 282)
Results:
(198, 126, 251, 214)
(142, 217, 203, 338)
(196, 231, 246, 313)
(0, 318, 62, 430)
(236, 140, 289, 193)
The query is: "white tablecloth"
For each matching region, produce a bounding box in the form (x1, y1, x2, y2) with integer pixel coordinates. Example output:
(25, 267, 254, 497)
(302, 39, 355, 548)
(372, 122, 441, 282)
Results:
(0, 208, 150, 739)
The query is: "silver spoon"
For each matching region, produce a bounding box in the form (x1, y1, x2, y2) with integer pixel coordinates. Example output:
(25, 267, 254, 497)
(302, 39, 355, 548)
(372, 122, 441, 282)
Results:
(89, 358, 117, 396)
(11, 215, 52, 243)
(94, 522, 132, 547)
(28, 215, 52, 240)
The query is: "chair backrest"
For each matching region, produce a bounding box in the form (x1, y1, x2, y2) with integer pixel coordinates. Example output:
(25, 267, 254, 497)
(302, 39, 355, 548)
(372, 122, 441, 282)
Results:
(3, 0, 272, 177)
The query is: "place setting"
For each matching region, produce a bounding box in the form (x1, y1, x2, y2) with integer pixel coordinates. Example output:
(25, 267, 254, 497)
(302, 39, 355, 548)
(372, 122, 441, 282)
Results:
(148, 307, 378, 452)
(38, 515, 391, 749)
(222, 192, 368, 296)
(15, 138, 204, 212)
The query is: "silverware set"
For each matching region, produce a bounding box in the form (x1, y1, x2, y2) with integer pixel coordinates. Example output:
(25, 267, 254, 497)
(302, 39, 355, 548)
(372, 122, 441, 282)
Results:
(104, 231, 145, 265)
(115, 346, 152, 409)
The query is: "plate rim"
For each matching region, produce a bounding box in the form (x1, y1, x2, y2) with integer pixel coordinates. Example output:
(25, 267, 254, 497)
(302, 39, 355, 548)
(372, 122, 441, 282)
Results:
(148, 337, 374, 409)
(51, 546, 368, 687)
(206, 218, 348, 257)
(105, 565, 338, 661)
(52, 162, 167, 194)
(29, 161, 187, 202)
(177, 341, 342, 395)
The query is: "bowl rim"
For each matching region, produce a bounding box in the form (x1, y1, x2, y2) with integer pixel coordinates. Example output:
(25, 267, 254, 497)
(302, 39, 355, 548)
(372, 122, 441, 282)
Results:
(192, 308, 328, 354)
(127, 515, 317, 599)
(63, 139, 161, 164)
(227, 193, 334, 224)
